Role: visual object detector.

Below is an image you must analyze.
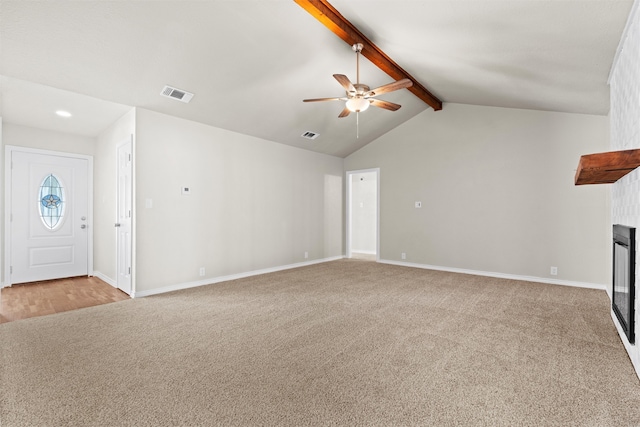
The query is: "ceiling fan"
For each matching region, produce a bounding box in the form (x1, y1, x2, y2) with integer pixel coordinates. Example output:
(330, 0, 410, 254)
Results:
(303, 43, 413, 118)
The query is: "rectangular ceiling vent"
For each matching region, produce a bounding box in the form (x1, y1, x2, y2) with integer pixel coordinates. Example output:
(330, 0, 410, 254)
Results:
(161, 85, 194, 103)
(301, 131, 319, 140)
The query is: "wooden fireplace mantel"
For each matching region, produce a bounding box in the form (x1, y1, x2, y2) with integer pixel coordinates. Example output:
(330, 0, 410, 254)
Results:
(574, 149, 640, 185)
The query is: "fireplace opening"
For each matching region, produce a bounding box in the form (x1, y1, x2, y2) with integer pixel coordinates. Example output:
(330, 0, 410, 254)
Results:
(613, 224, 635, 344)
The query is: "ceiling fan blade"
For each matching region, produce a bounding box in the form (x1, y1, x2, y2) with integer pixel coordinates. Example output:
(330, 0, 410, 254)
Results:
(303, 97, 345, 102)
(370, 99, 402, 111)
(367, 78, 413, 97)
(333, 74, 355, 93)
(338, 106, 351, 118)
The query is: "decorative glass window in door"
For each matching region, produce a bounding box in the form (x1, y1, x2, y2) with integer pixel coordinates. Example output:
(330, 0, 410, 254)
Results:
(39, 174, 65, 230)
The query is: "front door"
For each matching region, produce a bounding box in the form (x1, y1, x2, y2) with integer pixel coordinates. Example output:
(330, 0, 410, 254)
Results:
(10, 150, 89, 284)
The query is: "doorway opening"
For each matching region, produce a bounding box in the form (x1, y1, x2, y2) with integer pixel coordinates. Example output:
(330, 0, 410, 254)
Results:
(346, 168, 379, 261)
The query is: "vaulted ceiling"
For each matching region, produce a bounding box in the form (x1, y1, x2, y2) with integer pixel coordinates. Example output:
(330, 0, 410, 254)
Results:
(0, 0, 633, 157)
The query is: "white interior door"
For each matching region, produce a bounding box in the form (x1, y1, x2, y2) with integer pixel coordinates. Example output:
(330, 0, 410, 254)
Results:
(116, 138, 132, 295)
(10, 151, 89, 284)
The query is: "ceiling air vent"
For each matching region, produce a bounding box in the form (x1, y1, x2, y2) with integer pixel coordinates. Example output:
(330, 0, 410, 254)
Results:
(301, 131, 319, 140)
(161, 85, 194, 103)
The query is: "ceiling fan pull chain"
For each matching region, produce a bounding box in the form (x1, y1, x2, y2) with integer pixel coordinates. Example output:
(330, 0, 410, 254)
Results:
(357, 111, 360, 138)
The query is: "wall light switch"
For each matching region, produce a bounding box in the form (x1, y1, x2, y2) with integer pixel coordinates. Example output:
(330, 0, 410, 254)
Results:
(415, 201, 422, 208)
(181, 187, 191, 195)
(145, 199, 153, 209)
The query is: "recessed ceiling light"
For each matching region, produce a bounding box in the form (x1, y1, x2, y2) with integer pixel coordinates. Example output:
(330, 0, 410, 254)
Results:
(56, 110, 72, 118)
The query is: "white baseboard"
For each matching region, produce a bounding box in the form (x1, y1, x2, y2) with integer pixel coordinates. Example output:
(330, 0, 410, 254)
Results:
(351, 250, 376, 255)
(92, 271, 117, 288)
(134, 256, 345, 298)
(378, 259, 607, 291)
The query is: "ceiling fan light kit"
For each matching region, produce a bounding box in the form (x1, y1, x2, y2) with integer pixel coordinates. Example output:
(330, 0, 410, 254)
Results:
(346, 97, 369, 113)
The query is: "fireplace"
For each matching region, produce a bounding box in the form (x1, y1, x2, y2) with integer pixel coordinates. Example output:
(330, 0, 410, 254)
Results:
(613, 224, 635, 344)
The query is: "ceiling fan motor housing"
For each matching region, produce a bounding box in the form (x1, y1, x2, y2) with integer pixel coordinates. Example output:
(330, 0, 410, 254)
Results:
(349, 84, 370, 97)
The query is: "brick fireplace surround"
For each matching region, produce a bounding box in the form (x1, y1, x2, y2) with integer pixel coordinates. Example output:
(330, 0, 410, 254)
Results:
(610, 0, 640, 378)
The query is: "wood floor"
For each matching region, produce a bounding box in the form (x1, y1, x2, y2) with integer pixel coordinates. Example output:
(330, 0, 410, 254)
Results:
(0, 276, 130, 324)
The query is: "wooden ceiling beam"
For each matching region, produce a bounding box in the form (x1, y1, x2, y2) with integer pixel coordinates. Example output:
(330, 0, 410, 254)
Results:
(294, 0, 442, 111)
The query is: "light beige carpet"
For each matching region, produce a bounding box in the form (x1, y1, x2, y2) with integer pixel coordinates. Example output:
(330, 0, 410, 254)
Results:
(1, 259, 639, 426)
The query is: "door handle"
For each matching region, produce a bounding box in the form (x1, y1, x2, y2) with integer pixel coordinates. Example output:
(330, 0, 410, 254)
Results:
(80, 224, 87, 229)
(115, 223, 121, 227)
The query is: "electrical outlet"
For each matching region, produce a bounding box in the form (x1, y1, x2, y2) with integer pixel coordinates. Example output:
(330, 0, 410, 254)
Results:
(550, 266, 558, 276)
(199, 267, 205, 276)
(304, 251, 308, 259)
(401, 253, 406, 260)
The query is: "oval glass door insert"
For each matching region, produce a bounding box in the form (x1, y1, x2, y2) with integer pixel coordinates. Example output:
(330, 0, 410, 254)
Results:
(39, 174, 65, 230)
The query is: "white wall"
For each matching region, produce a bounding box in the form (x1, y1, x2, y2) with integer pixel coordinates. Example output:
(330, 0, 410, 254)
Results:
(134, 108, 343, 294)
(0, 118, 3, 285)
(94, 109, 136, 285)
(350, 172, 377, 254)
(609, 0, 640, 377)
(2, 123, 95, 155)
(345, 103, 610, 286)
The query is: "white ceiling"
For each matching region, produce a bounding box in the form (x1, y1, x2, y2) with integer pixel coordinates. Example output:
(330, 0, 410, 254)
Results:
(0, 0, 633, 157)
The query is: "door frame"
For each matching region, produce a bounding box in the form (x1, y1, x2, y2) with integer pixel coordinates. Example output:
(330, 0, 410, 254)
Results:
(346, 168, 380, 261)
(4, 145, 94, 287)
